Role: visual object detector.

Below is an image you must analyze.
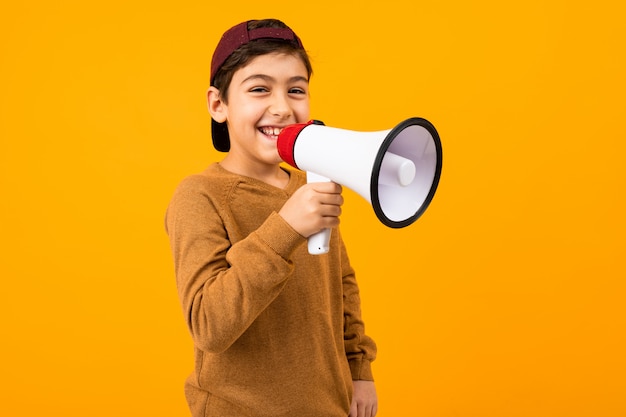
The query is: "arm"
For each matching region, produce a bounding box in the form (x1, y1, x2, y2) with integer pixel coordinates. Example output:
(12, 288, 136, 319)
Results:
(341, 238, 377, 379)
(165, 176, 305, 353)
(340, 236, 378, 416)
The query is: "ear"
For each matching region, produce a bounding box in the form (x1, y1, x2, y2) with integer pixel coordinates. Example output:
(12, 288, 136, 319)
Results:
(207, 86, 227, 123)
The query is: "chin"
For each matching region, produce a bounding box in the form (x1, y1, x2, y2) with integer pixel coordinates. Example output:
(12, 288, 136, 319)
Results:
(269, 153, 283, 165)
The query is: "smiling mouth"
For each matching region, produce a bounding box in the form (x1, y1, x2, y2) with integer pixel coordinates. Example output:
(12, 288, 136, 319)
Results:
(259, 126, 283, 139)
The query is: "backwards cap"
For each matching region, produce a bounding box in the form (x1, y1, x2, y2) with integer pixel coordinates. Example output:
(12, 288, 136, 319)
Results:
(210, 20, 305, 152)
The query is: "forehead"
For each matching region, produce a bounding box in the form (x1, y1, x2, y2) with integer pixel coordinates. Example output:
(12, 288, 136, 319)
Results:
(232, 52, 309, 82)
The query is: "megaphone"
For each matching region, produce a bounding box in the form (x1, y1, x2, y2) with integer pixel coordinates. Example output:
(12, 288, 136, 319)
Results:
(277, 117, 443, 255)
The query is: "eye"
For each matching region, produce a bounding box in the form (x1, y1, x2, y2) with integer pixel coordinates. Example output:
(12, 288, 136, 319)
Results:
(289, 87, 307, 95)
(249, 86, 269, 93)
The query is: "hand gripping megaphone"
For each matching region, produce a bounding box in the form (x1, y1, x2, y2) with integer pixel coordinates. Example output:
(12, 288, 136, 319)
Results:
(277, 117, 443, 255)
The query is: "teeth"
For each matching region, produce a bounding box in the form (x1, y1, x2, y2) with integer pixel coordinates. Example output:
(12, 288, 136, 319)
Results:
(260, 127, 282, 136)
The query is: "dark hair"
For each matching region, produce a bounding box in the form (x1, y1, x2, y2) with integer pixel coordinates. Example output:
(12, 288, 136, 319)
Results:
(212, 19, 313, 103)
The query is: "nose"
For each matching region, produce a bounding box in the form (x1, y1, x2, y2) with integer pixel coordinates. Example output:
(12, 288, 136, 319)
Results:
(268, 91, 292, 118)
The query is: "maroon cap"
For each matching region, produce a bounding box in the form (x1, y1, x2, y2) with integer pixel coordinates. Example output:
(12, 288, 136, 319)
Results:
(211, 21, 303, 84)
(210, 21, 305, 152)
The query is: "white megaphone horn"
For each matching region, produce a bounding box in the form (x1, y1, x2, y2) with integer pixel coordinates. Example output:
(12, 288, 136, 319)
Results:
(277, 117, 443, 255)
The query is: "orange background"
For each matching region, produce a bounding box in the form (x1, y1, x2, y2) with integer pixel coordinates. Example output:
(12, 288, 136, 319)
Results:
(1, 1, 625, 416)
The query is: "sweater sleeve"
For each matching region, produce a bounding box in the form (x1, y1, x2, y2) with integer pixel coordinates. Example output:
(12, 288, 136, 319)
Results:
(165, 175, 306, 354)
(339, 234, 377, 381)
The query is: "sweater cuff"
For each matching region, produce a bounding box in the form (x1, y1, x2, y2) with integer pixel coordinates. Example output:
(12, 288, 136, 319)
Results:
(256, 212, 306, 260)
(349, 357, 375, 381)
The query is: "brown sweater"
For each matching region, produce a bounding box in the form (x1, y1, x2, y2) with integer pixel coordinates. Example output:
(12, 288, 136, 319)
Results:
(165, 163, 376, 417)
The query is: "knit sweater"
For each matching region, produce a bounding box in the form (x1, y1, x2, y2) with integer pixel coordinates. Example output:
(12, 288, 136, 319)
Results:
(165, 163, 376, 417)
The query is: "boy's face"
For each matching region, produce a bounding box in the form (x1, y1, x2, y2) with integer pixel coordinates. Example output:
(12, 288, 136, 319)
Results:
(213, 52, 310, 167)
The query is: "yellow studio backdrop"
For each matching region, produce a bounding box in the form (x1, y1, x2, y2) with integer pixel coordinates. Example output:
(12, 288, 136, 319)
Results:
(1, 0, 624, 416)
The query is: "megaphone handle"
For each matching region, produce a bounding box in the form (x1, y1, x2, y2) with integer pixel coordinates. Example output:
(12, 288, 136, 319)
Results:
(306, 171, 332, 255)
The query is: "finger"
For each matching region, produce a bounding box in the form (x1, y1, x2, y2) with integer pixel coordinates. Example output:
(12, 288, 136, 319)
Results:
(318, 202, 342, 215)
(319, 193, 344, 207)
(311, 181, 342, 194)
(349, 402, 357, 417)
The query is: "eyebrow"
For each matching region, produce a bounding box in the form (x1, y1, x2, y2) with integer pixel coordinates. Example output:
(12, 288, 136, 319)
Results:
(240, 74, 309, 84)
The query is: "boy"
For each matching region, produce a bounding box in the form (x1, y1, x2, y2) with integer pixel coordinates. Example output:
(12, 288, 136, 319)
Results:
(166, 19, 377, 417)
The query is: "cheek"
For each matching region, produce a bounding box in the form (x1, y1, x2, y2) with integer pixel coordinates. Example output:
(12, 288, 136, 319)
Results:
(295, 102, 311, 122)
(230, 102, 262, 125)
